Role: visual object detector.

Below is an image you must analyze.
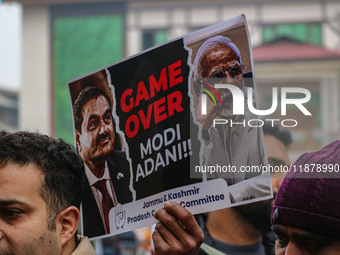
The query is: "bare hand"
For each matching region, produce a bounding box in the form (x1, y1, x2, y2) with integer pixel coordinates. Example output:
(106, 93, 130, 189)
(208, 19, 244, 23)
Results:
(152, 201, 204, 255)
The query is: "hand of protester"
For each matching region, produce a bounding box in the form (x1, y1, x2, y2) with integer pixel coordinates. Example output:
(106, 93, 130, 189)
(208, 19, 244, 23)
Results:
(152, 201, 204, 255)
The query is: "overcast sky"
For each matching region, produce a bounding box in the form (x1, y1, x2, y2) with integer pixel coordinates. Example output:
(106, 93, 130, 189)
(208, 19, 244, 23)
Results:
(0, 2, 22, 91)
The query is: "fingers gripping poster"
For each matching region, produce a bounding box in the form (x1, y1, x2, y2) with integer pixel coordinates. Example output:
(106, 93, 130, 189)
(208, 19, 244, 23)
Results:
(68, 15, 272, 240)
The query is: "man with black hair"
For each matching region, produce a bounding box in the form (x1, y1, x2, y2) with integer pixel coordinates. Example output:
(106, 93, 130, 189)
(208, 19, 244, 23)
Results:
(73, 85, 132, 238)
(0, 130, 96, 255)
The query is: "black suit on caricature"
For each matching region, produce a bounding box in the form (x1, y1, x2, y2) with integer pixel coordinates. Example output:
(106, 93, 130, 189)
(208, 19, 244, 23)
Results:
(81, 150, 133, 238)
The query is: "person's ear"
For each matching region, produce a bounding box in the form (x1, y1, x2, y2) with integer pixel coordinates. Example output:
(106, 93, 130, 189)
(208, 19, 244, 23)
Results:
(56, 206, 80, 248)
(75, 130, 82, 153)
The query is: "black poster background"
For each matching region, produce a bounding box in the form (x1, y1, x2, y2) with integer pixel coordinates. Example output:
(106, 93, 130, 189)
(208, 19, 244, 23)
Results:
(108, 39, 201, 200)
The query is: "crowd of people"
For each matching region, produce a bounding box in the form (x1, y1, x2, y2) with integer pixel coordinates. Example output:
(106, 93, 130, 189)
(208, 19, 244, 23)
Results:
(1, 129, 339, 255)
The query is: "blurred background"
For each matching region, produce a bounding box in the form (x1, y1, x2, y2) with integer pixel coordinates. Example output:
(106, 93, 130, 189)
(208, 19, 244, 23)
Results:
(1, 0, 340, 253)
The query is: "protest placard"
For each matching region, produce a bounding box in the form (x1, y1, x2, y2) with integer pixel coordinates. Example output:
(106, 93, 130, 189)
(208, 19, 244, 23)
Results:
(68, 14, 272, 240)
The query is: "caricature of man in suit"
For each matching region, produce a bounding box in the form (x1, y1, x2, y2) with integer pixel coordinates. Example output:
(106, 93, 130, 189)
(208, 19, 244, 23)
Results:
(73, 85, 132, 238)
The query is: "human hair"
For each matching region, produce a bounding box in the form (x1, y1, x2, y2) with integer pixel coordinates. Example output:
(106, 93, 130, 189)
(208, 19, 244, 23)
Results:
(0, 131, 84, 231)
(263, 123, 292, 147)
(73, 87, 112, 133)
(194, 35, 242, 79)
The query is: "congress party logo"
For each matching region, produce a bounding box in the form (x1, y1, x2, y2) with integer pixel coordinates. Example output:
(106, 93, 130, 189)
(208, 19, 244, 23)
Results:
(114, 203, 126, 230)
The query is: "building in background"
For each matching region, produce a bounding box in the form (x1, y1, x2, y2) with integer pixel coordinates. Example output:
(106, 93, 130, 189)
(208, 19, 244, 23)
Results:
(0, 2, 21, 131)
(0, 89, 18, 131)
(9, 0, 340, 158)
(254, 37, 340, 159)
(12, 0, 340, 161)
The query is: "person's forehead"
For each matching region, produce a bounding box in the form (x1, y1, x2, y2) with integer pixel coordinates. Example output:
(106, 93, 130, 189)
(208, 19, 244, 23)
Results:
(264, 134, 290, 166)
(274, 224, 333, 242)
(274, 224, 308, 235)
(0, 162, 45, 205)
(203, 45, 238, 61)
(274, 225, 340, 253)
(82, 95, 111, 117)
